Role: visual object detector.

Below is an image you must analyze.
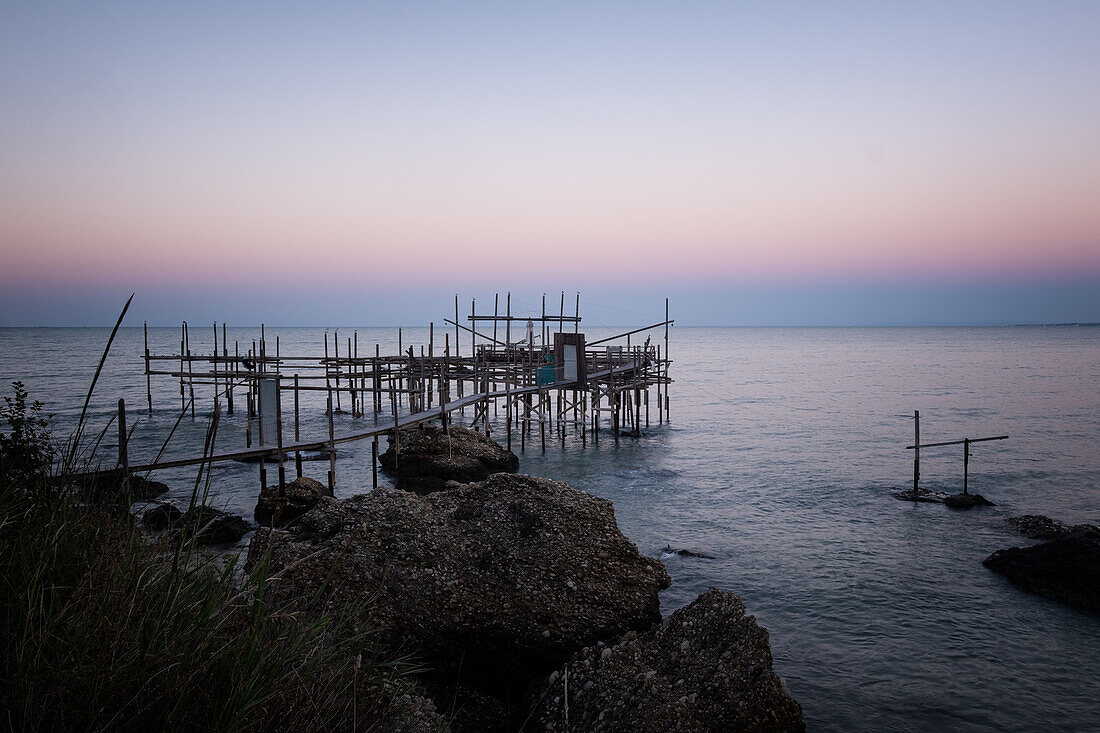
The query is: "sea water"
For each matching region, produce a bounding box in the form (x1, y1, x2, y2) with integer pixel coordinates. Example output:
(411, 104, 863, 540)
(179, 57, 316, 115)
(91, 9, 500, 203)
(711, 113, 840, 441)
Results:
(2, 325, 1098, 731)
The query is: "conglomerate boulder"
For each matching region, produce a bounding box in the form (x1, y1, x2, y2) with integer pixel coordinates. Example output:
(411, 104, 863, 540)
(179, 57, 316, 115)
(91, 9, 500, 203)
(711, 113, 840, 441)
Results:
(527, 587, 804, 732)
(1008, 514, 1100, 541)
(254, 475, 330, 527)
(378, 425, 518, 492)
(983, 536, 1100, 612)
(247, 473, 670, 692)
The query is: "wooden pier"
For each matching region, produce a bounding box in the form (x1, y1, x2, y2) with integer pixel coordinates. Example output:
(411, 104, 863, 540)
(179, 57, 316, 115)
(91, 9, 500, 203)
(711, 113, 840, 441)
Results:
(125, 293, 674, 492)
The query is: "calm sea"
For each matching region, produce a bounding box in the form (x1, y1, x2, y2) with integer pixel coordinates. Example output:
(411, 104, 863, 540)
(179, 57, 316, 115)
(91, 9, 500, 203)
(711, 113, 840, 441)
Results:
(2, 325, 1099, 731)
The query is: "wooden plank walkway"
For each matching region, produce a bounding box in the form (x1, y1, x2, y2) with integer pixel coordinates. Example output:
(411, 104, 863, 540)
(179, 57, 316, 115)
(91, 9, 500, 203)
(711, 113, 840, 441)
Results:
(108, 359, 659, 476)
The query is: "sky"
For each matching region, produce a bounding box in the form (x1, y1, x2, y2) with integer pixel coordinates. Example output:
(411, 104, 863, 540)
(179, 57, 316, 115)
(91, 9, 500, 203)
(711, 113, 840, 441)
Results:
(1, 1, 1098, 326)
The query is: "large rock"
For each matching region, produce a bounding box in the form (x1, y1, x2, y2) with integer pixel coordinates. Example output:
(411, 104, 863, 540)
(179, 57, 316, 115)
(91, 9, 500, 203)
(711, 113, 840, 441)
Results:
(254, 476, 330, 527)
(247, 473, 670, 692)
(943, 492, 995, 509)
(983, 537, 1100, 612)
(527, 587, 804, 732)
(77, 470, 169, 502)
(182, 506, 251, 545)
(1009, 514, 1100, 541)
(377, 425, 518, 492)
(142, 502, 183, 530)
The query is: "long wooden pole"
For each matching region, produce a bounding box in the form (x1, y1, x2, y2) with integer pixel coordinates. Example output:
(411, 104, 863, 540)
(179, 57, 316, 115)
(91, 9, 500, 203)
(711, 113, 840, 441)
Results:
(294, 374, 302, 478)
(327, 390, 336, 494)
(913, 410, 920, 492)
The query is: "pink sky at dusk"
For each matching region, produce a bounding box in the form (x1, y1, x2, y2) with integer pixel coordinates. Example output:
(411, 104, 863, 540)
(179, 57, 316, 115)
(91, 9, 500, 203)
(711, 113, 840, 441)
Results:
(1, 2, 1098, 325)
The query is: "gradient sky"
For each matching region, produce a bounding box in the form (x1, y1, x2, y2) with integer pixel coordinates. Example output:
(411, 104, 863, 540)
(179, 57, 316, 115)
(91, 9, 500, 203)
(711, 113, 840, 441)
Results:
(1, 1, 1098, 326)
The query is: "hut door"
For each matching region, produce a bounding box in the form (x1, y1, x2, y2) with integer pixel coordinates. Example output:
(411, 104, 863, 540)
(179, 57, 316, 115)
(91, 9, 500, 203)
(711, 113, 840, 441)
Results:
(563, 344, 578, 382)
(554, 332, 586, 386)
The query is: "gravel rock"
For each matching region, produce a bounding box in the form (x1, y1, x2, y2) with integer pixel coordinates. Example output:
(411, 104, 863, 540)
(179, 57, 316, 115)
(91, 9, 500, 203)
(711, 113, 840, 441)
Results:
(378, 425, 518, 492)
(247, 473, 670, 691)
(527, 587, 804, 732)
(254, 476, 330, 526)
(983, 537, 1100, 612)
(1009, 514, 1100, 541)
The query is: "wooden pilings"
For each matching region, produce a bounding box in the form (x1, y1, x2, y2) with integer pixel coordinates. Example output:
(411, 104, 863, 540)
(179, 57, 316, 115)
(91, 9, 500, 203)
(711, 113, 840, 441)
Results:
(133, 295, 673, 498)
(905, 421, 1008, 494)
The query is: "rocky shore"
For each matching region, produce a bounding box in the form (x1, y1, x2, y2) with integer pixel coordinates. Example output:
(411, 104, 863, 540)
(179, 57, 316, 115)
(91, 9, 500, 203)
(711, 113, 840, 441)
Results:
(245, 428, 804, 730)
(378, 424, 519, 492)
(983, 514, 1100, 613)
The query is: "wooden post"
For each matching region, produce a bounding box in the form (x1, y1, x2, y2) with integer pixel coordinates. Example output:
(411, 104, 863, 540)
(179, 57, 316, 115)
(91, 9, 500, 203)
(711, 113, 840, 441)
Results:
(559, 291, 565, 336)
(117, 398, 128, 478)
(664, 298, 670, 421)
(334, 330, 342, 413)
(276, 374, 286, 488)
(592, 390, 599, 444)
(372, 436, 378, 489)
(374, 343, 382, 419)
(580, 390, 586, 445)
(144, 322, 152, 414)
(348, 335, 355, 416)
(613, 390, 620, 439)
(913, 410, 920, 492)
(963, 438, 970, 494)
(493, 295, 499, 413)
(390, 378, 400, 477)
(246, 389, 253, 448)
(327, 391, 336, 494)
(441, 334, 449, 431)
(211, 322, 219, 409)
(185, 321, 195, 418)
(505, 368, 512, 453)
(228, 336, 235, 415)
(428, 323, 434, 410)
(294, 374, 302, 478)
(575, 291, 580, 334)
(657, 345, 662, 425)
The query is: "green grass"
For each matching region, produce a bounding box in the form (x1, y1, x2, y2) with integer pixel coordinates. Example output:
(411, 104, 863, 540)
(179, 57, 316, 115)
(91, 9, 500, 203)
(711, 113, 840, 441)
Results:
(0, 298, 425, 731)
(0, 473, 418, 732)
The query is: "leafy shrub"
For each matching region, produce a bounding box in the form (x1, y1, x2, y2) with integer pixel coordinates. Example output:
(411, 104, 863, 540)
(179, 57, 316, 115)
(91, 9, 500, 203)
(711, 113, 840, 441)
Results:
(0, 381, 53, 494)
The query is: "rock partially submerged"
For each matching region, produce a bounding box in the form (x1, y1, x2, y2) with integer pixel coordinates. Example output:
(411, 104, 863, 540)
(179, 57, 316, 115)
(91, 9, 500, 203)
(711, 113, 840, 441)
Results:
(182, 506, 251, 545)
(983, 537, 1100, 613)
(142, 502, 183, 530)
(528, 587, 804, 732)
(378, 425, 518, 492)
(893, 488, 950, 504)
(254, 476, 330, 527)
(1009, 514, 1100, 541)
(78, 470, 169, 502)
(893, 488, 995, 508)
(662, 544, 716, 559)
(943, 492, 995, 509)
(248, 473, 669, 691)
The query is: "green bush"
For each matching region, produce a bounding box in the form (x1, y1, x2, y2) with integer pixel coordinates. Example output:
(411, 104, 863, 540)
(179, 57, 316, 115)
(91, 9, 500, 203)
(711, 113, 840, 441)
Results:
(0, 381, 53, 496)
